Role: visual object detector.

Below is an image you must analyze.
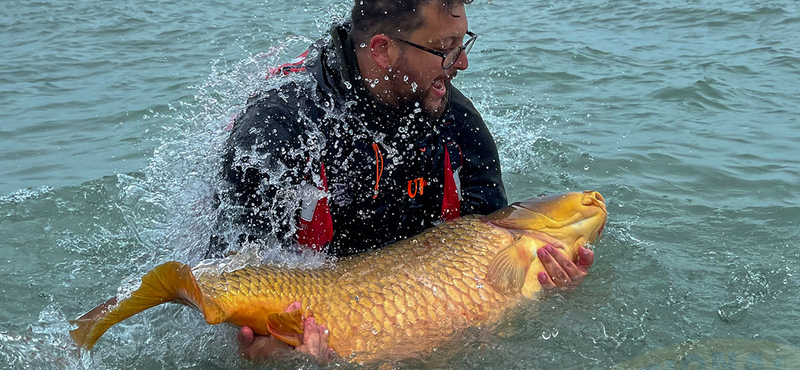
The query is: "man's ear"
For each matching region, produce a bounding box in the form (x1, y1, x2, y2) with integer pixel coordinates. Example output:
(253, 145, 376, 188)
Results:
(368, 34, 394, 69)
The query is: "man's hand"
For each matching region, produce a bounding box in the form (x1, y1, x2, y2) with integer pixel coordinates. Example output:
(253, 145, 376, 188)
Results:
(237, 301, 333, 363)
(296, 315, 334, 361)
(238, 325, 293, 361)
(536, 244, 594, 289)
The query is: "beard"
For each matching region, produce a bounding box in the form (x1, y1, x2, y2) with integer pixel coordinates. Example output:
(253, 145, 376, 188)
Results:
(390, 53, 449, 118)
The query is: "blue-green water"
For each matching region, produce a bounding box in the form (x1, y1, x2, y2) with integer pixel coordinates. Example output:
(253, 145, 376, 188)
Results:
(1, 0, 799, 369)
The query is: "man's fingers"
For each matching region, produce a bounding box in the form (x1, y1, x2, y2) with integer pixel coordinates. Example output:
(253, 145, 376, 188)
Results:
(303, 317, 320, 351)
(296, 317, 333, 362)
(538, 271, 556, 288)
(238, 326, 255, 347)
(576, 246, 594, 271)
(238, 326, 290, 361)
(284, 301, 302, 313)
(544, 245, 584, 280)
(537, 246, 572, 287)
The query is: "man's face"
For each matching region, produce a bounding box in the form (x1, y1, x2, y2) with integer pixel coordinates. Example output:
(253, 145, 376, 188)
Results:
(389, 3, 470, 117)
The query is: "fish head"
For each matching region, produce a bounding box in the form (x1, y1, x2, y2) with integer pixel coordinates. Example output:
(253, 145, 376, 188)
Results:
(484, 191, 608, 256)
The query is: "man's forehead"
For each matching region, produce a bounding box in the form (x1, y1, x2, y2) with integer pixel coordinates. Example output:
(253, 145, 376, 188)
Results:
(415, 2, 468, 42)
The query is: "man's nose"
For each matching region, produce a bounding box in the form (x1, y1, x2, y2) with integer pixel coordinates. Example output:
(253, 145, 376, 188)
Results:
(452, 50, 469, 71)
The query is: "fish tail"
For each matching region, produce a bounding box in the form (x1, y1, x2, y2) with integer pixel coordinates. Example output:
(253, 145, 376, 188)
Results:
(70, 261, 207, 349)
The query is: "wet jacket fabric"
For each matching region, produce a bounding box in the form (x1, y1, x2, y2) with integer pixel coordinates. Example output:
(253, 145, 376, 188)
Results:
(213, 23, 506, 257)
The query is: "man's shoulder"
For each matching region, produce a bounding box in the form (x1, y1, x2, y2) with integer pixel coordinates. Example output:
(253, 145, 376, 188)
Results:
(245, 77, 321, 112)
(448, 85, 483, 118)
(225, 79, 326, 154)
(237, 79, 324, 127)
(445, 85, 488, 133)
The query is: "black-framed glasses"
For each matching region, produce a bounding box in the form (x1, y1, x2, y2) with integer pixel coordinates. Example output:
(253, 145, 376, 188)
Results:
(388, 31, 477, 69)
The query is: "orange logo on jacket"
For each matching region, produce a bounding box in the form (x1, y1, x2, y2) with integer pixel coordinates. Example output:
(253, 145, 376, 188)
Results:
(407, 177, 427, 198)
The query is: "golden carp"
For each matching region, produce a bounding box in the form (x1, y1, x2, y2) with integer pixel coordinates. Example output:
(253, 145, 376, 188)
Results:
(70, 191, 608, 363)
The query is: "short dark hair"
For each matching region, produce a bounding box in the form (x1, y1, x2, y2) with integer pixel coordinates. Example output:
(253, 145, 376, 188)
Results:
(351, 0, 472, 44)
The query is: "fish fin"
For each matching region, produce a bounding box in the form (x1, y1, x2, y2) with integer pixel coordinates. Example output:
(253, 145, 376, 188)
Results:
(69, 297, 118, 348)
(69, 261, 207, 349)
(267, 310, 304, 347)
(487, 236, 538, 294)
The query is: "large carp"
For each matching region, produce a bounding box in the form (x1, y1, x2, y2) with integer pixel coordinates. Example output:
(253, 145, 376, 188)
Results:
(70, 191, 607, 363)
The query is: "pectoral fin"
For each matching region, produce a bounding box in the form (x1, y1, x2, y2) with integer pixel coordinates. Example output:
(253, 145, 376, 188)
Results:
(266, 310, 304, 347)
(487, 236, 538, 294)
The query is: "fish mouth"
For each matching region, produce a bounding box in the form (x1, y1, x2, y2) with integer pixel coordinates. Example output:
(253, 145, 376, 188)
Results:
(582, 191, 607, 214)
(515, 191, 607, 217)
(581, 191, 607, 240)
(487, 190, 609, 249)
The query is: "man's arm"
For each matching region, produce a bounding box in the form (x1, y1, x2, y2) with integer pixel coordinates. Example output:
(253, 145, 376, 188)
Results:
(212, 92, 316, 255)
(445, 87, 507, 216)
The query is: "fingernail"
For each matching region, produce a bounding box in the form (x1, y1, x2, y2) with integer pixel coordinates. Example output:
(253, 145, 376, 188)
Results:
(538, 272, 548, 283)
(537, 248, 548, 258)
(545, 244, 554, 252)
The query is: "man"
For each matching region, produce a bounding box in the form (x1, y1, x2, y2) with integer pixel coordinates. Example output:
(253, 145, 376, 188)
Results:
(215, 0, 595, 361)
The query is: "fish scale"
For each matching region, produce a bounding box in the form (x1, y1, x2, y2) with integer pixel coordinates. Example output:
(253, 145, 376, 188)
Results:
(70, 191, 607, 364)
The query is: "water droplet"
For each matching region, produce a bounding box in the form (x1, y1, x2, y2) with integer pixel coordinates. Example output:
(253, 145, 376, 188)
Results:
(371, 328, 378, 335)
(411, 82, 418, 92)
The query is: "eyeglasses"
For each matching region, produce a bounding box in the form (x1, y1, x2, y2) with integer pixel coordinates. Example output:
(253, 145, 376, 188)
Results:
(387, 31, 477, 69)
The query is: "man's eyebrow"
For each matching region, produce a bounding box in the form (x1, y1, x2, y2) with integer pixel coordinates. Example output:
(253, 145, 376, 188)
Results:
(437, 35, 461, 45)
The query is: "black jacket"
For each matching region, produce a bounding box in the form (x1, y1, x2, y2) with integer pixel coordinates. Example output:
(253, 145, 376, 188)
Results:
(212, 23, 506, 257)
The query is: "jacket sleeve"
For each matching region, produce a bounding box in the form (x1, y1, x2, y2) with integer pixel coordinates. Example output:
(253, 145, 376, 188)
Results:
(213, 94, 311, 253)
(449, 89, 508, 216)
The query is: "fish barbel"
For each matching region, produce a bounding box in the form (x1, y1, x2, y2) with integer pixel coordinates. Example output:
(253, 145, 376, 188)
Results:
(70, 191, 608, 362)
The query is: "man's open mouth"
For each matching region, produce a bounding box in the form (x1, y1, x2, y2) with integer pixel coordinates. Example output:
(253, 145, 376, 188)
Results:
(431, 78, 447, 98)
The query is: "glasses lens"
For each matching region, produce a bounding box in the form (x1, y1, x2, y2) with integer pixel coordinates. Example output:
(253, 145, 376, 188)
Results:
(443, 48, 461, 69)
(442, 34, 476, 69)
(463, 35, 475, 55)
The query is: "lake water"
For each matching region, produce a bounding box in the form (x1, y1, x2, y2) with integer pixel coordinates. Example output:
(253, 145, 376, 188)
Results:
(1, 0, 799, 369)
